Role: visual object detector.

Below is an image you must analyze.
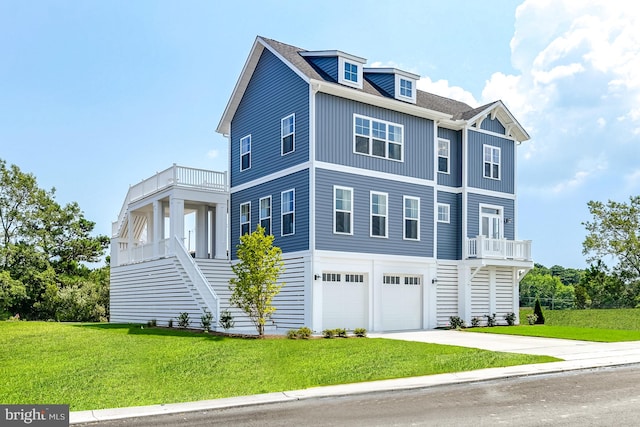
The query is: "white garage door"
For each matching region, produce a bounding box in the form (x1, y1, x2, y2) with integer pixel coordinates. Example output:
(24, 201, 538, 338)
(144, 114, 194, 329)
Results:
(382, 274, 422, 331)
(322, 272, 368, 330)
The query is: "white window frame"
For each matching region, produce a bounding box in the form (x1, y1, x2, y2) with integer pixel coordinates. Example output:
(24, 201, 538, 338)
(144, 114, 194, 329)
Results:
(403, 196, 420, 241)
(281, 189, 295, 236)
(479, 203, 503, 239)
(259, 196, 272, 235)
(333, 186, 353, 235)
(353, 114, 404, 162)
(370, 191, 388, 238)
(240, 202, 251, 236)
(483, 144, 501, 180)
(338, 57, 363, 89)
(395, 74, 417, 103)
(438, 138, 450, 174)
(437, 203, 450, 224)
(240, 135, 251, 171)
(281, 114, 295, 156)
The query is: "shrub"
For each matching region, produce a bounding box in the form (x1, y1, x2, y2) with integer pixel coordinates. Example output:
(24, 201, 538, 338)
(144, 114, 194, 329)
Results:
(485, 313, 497, 327)
(200, 310, 213, 332)
(526, 313, 538, 325)
(297, 326, 312, 339)
(335, 328, 347, 338)
(146, 319, 157, 327)
(219, 310, 235, 331)
(354, 328, 367, 337)
(471, 317, 481, 328)
(505, 312, 517, 326)
(449, 316, 465, 329)
(287, 329, 298, 339)
(323, 329, 335, 339)
(177, 312, 190, 329)
(168, 318, 173, 328)
(534, 299, 545, 324)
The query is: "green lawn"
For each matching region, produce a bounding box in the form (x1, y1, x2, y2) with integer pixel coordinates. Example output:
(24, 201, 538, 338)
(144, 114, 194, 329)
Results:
(0, 322, 557, 411)
(466, 308, 640, 342)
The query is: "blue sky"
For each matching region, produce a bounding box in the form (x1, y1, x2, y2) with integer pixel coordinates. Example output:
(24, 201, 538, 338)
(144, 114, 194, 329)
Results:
(2, 0, 638, 269)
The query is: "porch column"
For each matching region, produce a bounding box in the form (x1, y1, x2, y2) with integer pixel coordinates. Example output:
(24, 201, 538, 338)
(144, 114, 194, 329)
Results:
(457, 264, 471, 325)
(214, 202, 227, 259)
(169, 196, 185, 254)
(153, 200, 163, 257)
(196, 205, 208, 258)
(489, 267, 497, 319)
(127, 211, 133, 262)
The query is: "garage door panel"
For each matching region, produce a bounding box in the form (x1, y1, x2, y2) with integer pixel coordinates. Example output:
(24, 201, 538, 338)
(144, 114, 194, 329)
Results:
(382, 275, 422, 331)
(322, 272, 368, 330)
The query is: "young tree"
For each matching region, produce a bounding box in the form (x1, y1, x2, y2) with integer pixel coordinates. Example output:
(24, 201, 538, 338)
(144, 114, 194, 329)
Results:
(229, 225, 284, 337)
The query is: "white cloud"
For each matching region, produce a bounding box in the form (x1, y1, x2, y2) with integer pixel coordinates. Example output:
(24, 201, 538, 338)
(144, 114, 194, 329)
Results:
(207, 149, 219, 159)
(416, 76, 479, 107)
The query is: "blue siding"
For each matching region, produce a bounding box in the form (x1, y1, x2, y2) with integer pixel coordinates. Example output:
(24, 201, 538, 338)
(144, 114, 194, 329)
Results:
(230, 169, 310, 259)
(315, 168, 434, 257)
(437, 127, 462, 188)
(437, 191, 462, 260)
(467, 130, 514, 194)
(316, 93, 434, 180)
(480, 117, 506, 134)
(466, 193, 515, 240)
(364, 73, 394, 98)
(306, 57, 338, 82)
(231, 49, 309, 187)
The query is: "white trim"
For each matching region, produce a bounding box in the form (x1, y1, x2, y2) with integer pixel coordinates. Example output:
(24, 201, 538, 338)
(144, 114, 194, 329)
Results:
(230, 162, 310, 193)
(333, 185, 353, 235)
(483, 144, 501, 180)
(314, 249, 437, 265)
(281, 189, 295, 236)
(467, 188, 516, 200)
(239, 201, 251, 236)
(370, 191, 388, 238)
(338, 56, 363, 89)
(281, 113, 295, 156)
(469, 126, 518, 142)
(437, 203, 450, 223)
(240, 134, 251, 171)
(315, 161, 435, 187)
(403, 195, 420, 241)
(395, 74, 417, 104)
(353, 114, 404, 162)
(437, 138, 450, 174)
(309, 85, 317, 257)
(300, 50, 366, 64)
(259, 196, 272, 235)
(478, 203, 504, 239)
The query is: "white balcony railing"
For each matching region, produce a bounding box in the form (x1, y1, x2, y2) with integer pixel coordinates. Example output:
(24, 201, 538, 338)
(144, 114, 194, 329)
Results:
(466, 236, 532, 261)
(116, 238, 171, 265)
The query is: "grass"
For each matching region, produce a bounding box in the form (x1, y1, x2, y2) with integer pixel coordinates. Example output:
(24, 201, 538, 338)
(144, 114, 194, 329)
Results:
(0, 322, 557, 411)
(466, 308, 640, 342)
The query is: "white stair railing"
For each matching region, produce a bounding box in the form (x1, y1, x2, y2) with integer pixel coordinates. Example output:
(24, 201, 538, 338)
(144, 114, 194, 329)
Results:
(173, 236, 220, 324)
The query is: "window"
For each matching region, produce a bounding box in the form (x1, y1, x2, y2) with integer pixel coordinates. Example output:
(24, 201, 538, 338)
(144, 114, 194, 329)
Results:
(437, 203, 450, 223)
(370, 192, 388, 238)
(322, 273, 341, 282)
(383, 275, 400, 285)
(259, 196, 271, 235)
(281, 114, 295, 155)
(400, 78, 413, 98)
(344, 61, 358, 83)
(480, 205, 502, 239)
(240, 202, 250, 236)
(334, 186, 353, 234)
(240, 135, 251, 171)
(483, 145, 500, 179)
(281, 189, 295, 236)
(438, 138, 450, 174)
(403, 196, 419, 240)
(354, 115, 403, 161)
(405, 276, 421, 285)
(345, 274, 364, 283)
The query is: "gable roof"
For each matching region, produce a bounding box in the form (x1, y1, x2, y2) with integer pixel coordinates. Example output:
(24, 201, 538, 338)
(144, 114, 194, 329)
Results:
(217, 37, 529, 142)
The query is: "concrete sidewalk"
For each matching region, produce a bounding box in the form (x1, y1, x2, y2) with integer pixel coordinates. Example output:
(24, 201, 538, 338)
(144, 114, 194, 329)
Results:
(70, 330, 640, 425)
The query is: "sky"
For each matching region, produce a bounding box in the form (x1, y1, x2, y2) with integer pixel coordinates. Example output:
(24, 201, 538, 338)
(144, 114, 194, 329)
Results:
(2, 0, 639, 269)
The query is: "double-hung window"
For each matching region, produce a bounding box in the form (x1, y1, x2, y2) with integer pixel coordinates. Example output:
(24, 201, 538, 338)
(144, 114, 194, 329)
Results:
(240, 135, 251, 171)
(438, 138, 450, 174)
(437, 203, 450, 223)
(483, 145, 500, 179)
(259, 196, 272, 235)
(403, 196, 419, 240)
(240, 202, 251, 236)
(370, 192, 388, 238)
(334, 186, 353, 234)
(354, 115, 403, 161)
(400, 78, 413, 98)
(281, 114, 295, 155)
(281, 189, 295, 236)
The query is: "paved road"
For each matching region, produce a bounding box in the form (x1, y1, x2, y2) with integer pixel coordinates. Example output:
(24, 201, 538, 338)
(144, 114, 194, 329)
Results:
(78, 364, 640, 426)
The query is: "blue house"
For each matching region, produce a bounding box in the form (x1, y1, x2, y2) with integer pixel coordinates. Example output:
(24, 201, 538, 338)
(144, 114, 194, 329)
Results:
(110, 36, 532, 332)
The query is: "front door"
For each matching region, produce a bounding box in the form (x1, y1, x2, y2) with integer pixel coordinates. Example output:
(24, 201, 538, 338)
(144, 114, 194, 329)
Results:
(480, 206, 502, 256)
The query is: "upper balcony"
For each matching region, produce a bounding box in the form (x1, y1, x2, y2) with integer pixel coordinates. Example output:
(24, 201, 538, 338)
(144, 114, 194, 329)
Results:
(465, 236, 532, 262)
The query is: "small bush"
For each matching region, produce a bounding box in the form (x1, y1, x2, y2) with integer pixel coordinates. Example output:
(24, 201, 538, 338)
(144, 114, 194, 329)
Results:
(471, 317, 481, 328)
(449, 316, 465, 329)
(354, 328, 367, 337)
(323, 329, 335, 339)
(505, 312, 517, 326)
(527, 313, 538, 325)
(297, 326, 312, 339)
(177, 312, 190, 329)
(335, 328, 347, 338)
(168, 318, 173, 328)
(534, 299, 545, 324)
(146, 319, 157, 327)
(287, 329, 298, 339)
(200, 310, 213, 332)
(219, 310, 235, 331)
(485, 313, 497, 327)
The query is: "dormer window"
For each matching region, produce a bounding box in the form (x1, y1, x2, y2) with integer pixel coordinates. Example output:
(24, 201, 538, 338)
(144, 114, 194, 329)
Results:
(338, 56, 363, 89)
(400, 78, 413, 98)
(394, 73, 417, 103)
(344, 61, 358, 83)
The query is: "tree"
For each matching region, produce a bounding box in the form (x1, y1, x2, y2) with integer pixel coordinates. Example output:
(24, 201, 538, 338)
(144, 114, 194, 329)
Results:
(229, 225, 284, 337)
(583, 196, 640, 281)
(533, 299, 545, 324)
